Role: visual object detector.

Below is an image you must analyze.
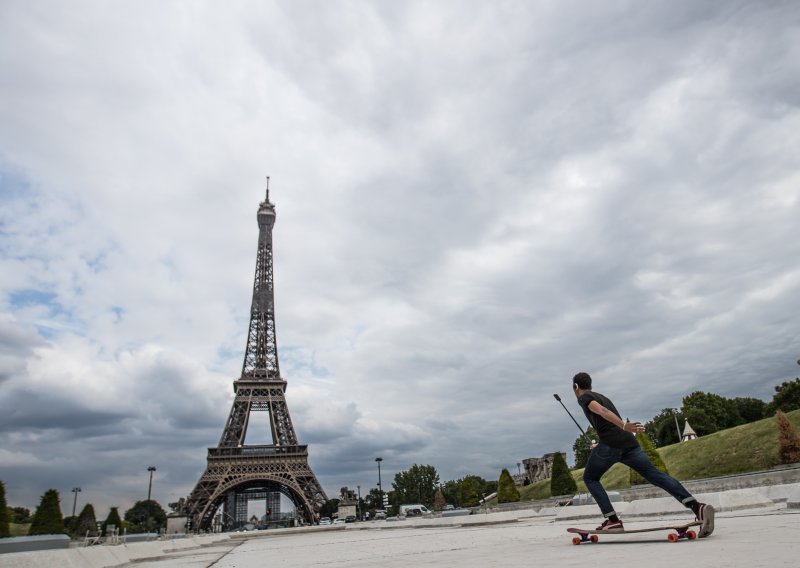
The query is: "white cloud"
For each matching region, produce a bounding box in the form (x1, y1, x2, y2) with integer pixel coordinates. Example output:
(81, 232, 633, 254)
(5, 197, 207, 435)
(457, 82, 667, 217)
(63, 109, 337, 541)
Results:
(1, 0, 799, 514)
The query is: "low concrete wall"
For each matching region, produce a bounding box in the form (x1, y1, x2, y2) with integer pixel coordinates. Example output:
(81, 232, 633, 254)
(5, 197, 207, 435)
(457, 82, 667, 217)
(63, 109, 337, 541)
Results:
(479, 463, 800, 513)
(0, 533, 233, 568)
(0, 535, 71, 554)
(615, 463, 800, 502)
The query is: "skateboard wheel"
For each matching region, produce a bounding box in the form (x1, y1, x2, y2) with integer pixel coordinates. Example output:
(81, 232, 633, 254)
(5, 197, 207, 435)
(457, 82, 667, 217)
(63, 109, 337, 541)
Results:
(686, 530, 697, 540)
(590, 535, 599, 543)
(572, 537, 582, 545)
(667, 533, 679, 543)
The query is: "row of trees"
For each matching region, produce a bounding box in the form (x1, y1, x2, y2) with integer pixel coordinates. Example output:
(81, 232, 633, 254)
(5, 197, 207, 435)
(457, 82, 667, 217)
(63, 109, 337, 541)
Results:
(0, 483, 167, 538)
(647, 379, 800, 447)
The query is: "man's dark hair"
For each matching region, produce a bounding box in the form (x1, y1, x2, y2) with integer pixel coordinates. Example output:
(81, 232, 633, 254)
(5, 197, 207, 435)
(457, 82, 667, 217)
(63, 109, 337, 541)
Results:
(573, 372, 592, 390)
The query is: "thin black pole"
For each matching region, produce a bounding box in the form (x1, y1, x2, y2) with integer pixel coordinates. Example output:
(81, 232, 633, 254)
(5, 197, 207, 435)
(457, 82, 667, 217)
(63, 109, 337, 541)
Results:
(553, 393, 590, 441)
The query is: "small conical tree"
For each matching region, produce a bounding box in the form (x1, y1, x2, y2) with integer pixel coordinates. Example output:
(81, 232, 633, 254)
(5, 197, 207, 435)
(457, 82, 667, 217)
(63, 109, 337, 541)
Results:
(75, 504, 98, 538)
(550, 452, 577, 496)
(631, 433, 670, 485)
(28, 489, 64, 535)
(0, 480, 10, 538)
(777, 410, 800, 464)
(103, 507, 123, 536)
(497, 468, 520, 503)
(433, 488, 447, 511)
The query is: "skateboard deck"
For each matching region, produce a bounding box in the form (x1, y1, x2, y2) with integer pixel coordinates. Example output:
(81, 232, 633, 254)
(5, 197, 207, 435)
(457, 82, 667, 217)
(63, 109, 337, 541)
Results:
(567, 521, 701, 544)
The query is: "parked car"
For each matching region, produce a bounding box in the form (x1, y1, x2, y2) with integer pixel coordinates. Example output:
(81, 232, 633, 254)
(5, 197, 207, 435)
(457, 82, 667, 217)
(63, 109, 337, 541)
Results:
(374, 510, 386, 520)
(319, 517, 332, 525)
(398, 504, 433, 517)
(345, 515, 357, 523)
(333, 518, 346, 525)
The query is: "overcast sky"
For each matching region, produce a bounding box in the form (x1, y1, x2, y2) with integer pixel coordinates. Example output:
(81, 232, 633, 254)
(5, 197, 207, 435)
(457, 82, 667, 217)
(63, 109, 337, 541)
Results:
(1, 0, 799, 517)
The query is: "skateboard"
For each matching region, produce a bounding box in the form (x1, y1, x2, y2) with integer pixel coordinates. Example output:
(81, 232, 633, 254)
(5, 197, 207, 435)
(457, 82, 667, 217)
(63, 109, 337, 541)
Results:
(567, 521, 701, 544)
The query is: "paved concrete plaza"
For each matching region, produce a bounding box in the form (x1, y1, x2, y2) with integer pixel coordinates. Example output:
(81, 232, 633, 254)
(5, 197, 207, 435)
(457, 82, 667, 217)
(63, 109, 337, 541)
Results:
(129, 509, 799, 568)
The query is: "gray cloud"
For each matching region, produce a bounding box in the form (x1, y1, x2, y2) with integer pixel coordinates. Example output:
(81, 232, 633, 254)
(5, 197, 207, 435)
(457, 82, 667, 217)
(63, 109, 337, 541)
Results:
(1, 0, 799, 514)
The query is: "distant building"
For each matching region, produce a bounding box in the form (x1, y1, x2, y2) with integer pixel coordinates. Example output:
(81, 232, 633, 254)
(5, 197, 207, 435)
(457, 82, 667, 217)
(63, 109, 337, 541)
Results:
(337, 487, 358, 520)
(682, 419, 698, 442)
(522, 453, 567, 483)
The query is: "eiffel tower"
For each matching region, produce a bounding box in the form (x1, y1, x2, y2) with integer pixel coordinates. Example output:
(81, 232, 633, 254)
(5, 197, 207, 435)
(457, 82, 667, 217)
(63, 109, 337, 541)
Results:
(184, 180, 327, 530)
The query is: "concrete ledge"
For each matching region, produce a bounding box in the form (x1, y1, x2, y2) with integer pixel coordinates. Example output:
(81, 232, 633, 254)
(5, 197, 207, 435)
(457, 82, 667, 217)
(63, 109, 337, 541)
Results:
(624, 489, 773, 517)
(0, 535, 71, 554)
(440, 509, 471, 517)
(787, 486, 800, 509)
(752, 482, 800, 503)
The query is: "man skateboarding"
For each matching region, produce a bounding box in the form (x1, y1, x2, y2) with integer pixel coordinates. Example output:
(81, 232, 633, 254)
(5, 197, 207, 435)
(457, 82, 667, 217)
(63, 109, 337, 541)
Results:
(572, 372, 715, 537)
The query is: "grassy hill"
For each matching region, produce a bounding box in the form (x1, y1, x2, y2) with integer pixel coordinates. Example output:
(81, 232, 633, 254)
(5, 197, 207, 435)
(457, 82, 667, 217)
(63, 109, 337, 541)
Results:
(518, 408, 800, 501)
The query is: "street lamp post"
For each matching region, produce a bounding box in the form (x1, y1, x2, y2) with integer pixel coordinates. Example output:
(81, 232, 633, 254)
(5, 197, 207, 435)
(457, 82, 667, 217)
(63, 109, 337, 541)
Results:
(357, 485, 361, 521)
(147, 466, 157, 501)
(71, 487, 82, 517)
(375, 457, 383, 508)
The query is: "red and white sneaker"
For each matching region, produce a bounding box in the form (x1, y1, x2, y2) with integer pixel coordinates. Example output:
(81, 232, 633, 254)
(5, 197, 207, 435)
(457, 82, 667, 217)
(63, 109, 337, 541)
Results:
(596, 517, 624, 531)
(697, 503, 715, 537)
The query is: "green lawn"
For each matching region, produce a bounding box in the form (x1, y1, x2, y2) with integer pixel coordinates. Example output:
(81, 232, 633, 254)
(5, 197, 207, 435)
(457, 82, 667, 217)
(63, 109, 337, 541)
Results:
(9, 523, 31, 537)
(517, 409, 800, 502)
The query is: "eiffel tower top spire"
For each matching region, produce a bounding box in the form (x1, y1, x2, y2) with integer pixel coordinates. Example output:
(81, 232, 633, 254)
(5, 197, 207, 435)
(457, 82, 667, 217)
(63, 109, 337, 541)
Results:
(242, 176, 280, 381)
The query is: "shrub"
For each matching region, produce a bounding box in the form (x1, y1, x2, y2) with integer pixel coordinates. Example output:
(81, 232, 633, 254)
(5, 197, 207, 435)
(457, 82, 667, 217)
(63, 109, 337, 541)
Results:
(631, 433, 669, 485)
(776, 410, 800, 464)
(550, 452, 577, 496)
(28, 489, 64, 535)
(75, 504, 98, 538)
(102, 507, 123, 536)
(497, 469, 520, 503)
(124, 500, 167, 533)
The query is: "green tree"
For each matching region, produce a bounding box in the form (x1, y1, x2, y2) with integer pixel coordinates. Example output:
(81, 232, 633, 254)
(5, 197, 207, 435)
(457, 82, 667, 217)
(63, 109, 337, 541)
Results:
(10, 507, 31, 524)
(0, 481, 10, 538)
(496, 469, 520, 503)
(550, 452, 577, 496)
(74, 504, 98, 538)
(440, 479, 461, 507)
(630, 433, 670, 485)
(63, 515, 77, 535)
(28, 489, 64, 535)
(770, 379, 800, 414)
(102, 507, 123, 536)
(776, 410, 800, 464)
(124, 500, 166, 533)
(645, 409, 683, 447)
(572, 427, 598, 468)
(458, 477, 480, 507)
(682, 391, 742, 434)
(319, 499, 339, 519)
(731, 397, 768, 423)
(391, 464, 440, 508)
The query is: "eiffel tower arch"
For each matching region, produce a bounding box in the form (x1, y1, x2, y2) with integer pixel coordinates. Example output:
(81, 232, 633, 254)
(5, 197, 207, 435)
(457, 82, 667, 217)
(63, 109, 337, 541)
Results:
(184, 180, 327, 531)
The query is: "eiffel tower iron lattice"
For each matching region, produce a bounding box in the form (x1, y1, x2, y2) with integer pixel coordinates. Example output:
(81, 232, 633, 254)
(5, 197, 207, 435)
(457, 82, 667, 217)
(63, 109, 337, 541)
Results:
(184, 180, 327, 531)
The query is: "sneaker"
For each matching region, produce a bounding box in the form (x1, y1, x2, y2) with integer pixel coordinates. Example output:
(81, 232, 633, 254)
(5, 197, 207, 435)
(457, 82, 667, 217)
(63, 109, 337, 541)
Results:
(596, 517, 624, 531)
(697, 503, 715, 537)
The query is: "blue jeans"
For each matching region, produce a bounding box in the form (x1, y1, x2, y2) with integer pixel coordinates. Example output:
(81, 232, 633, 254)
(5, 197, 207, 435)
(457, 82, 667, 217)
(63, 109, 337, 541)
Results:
(583, 442, 694, 516)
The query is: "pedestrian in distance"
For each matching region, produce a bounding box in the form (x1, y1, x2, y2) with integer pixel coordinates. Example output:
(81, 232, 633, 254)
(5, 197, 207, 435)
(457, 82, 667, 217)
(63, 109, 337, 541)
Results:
(572, 371, 715, 536)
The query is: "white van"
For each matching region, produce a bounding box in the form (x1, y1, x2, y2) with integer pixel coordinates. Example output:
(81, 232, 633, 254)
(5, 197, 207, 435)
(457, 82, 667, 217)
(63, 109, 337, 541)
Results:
(399, 504, 433, 517)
